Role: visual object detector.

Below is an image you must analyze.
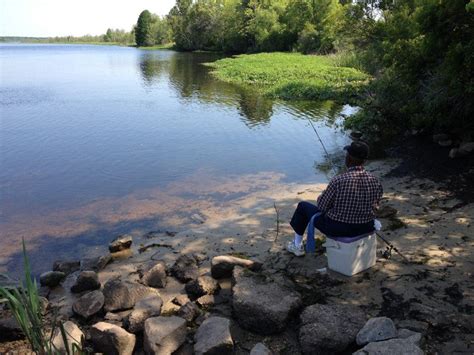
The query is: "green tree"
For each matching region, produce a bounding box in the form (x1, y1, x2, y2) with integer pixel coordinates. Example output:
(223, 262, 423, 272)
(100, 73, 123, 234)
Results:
(136, 10, 154, 46)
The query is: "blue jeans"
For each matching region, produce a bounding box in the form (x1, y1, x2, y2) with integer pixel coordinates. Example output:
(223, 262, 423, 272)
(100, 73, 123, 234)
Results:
(290, 201, 374, 237)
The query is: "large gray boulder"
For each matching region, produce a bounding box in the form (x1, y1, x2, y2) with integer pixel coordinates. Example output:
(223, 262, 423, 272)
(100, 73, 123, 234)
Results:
(299, 304, 366, 354)
(71, 271, 101, 293)
(356, 317, 397, 346)
(250, 343, 273, 355)
(0, 317, 23, 341)
(194, 316, 233, 355)
(72, 290, 104, 319)
(51, 321, 84, 354)
(109, 235, 133, 253)
(232, 267, 301, 334)
(126, 295, 163, 333)
(171, 255, 199, 283)
(185, 276, 220, 299)
(353, 338, 424, 355)
(141, 261, 167, 288)
(211, 255, 262, 279)
(90, 322, 136, 355)
(103, 279, 160, 312)
(144, 316, 187, 355)
(39, 271, 66, 288)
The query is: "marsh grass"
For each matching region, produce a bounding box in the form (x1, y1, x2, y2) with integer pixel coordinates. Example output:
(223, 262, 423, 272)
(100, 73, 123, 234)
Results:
(206, 52, 370, 102)
(0, 240, 84, 354)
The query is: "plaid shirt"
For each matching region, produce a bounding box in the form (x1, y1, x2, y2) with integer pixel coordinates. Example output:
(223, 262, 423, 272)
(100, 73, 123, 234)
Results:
(317, 166, 383, 224)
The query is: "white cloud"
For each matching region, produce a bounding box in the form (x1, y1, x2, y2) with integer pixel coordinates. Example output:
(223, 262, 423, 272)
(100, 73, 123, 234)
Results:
(0, 0, 176, 37)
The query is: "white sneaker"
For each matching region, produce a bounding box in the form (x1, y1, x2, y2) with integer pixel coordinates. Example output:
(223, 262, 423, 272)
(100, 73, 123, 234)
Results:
(286, 241, 305, 257)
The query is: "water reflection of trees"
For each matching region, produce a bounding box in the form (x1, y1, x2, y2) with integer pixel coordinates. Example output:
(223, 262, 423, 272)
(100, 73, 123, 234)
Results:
(138, 51, 346, 128)
(139, 53, 167, 86)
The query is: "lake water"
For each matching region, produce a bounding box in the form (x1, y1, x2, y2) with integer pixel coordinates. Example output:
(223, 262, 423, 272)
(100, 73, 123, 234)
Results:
(0, 44, 351, 275)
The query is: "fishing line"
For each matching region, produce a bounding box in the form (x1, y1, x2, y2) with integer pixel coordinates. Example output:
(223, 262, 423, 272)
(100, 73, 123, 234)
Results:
(307, 119, 338, 176)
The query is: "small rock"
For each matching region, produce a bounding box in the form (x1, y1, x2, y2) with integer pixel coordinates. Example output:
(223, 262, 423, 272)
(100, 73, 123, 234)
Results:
(194, 316, 233, 355)
(196, 295, 215, 307)
(53, 260, 80, 275)
(433, 133, 449, 143)
(459, 142, 474, 153)
(356, 317, 397, 346)
(90, 322, 136, 355)
(71, 271, 100, 293)
(177, 302, 201, 323)
(396, 319, 429, 333)
(72, 290, 105, 319)
(51, 321, 84, 353)
(141, 261, 167, 288)
(250, 343, 273, 355)
(105, 312, 125, 322)
(185, 276, 220, 299)
(353, 338, 423, 355)
(211, 255, 263, 279)
(80, 254, 112, 271)
(109, 235, 133, 253)
(232, 267, 301, 334)
(438, 139, 452, 147)
(171, 255, 199, 283)
(103, 279, 160, 312)
(144, 316, 187, 355)
(172, 294, 191, 306)
(0, 317, 23, 341)
(397, 328, 423, 347)
(191, 213, 206, 224)
(126, 295, 163, 333)
(299, 304, 366, 354)
(39, 271, 66, 288)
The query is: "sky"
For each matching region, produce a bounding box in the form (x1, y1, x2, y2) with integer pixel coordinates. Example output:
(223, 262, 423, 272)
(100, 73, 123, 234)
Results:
(0, 0, 176, 37)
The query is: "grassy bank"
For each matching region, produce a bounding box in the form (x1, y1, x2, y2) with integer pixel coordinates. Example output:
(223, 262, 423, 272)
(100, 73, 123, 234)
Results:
(206, 52, 369, 102)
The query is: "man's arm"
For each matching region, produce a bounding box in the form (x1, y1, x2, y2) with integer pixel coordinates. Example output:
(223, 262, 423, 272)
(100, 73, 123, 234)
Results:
(316, 179, 338, 213)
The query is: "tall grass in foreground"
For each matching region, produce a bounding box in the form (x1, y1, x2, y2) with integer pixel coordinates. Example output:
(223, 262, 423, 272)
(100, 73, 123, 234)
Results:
(0, 240, 83, 354)
(206, 52, 370, 102)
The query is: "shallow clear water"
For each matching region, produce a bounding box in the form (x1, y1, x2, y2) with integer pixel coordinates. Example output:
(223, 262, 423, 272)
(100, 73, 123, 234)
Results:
(0, 44, 351, 275)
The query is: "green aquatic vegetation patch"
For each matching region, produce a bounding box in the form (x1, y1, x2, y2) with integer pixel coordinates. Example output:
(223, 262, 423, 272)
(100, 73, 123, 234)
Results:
(206, 53, 370, 101)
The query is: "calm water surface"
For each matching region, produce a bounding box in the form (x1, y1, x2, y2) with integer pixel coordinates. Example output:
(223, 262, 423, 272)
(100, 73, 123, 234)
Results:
(0, 44, 351, 275)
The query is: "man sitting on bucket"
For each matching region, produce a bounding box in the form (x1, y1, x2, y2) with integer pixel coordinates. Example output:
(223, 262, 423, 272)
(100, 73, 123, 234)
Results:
(287, 141, 383, 256)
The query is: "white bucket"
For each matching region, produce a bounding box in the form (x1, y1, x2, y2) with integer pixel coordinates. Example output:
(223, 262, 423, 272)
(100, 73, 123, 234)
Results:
(323, 234, 377, 276)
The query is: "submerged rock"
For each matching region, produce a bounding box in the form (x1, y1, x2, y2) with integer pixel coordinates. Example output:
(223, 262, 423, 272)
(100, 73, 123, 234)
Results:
(299, 303, 366, 354)
(356, 317, 397, 346)
(90, 322, 136, 355)
(194, 316, 233, 355)
(232, 267, 301, 334)
(39, 271, 66, 288)
(211, 255, 262, 279)
(144, 316, 187, 355)
(53, 260, 80, 275)
(71, 271, 100, 293)
(72, 290, 104, 319)
(109, 235, 133, 253)
(80, 254, 111, 271)
(171, 255, 199, 283)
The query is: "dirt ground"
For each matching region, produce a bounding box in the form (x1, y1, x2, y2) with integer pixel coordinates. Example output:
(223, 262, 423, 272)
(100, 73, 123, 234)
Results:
(1, 152, 473, 353)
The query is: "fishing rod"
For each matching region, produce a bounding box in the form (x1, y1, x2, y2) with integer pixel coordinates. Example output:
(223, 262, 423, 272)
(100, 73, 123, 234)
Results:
(306, 117, 410, 263)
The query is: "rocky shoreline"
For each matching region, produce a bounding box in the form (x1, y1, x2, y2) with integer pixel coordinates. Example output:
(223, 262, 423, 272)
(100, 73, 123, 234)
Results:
(1, 156, 473, 354)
